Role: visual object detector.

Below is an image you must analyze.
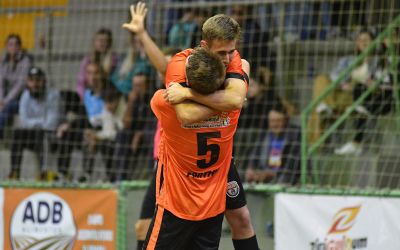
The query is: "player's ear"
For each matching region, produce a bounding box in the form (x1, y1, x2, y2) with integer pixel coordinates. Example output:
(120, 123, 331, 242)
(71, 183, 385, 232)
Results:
(200, 40, 207, 48)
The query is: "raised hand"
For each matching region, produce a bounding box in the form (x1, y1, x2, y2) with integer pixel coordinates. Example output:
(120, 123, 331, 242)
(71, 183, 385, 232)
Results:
(122, 1, 148, 34)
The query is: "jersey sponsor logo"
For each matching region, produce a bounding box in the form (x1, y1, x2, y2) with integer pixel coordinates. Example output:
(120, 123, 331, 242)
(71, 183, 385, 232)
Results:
(221, 112, 230, 127)
(187, 168, 219, 178)
(226, 181, 240, 198)
(182, 112, 231, 129)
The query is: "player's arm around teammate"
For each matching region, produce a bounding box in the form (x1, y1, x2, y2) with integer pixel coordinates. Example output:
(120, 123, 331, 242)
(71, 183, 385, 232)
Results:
(164, 55, 247, 111)
(170, 58, 249, 125)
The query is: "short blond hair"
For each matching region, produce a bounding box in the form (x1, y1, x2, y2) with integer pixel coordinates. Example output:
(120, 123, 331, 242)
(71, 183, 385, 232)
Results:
(202, 14, 242, 45)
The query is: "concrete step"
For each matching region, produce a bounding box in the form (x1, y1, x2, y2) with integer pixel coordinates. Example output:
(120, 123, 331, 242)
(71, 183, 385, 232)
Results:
(0, 149, 106, 181)
(315, 153, 379, 188)
(314, 151, 400, 189)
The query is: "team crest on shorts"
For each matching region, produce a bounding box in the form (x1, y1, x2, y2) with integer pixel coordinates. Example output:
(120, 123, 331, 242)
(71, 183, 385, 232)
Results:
(226, 181, 239, 198)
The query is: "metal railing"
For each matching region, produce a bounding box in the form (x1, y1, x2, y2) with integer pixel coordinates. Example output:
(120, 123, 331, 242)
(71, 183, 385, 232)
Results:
(300, 14, 400, 186)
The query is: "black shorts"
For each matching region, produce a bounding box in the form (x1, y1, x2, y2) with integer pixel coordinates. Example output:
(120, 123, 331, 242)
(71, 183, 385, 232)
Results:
(140, 166, 158, 219)
(143, 205, 224, 250)
(139, 158, 247, 219)
(225, 158, 247, 210)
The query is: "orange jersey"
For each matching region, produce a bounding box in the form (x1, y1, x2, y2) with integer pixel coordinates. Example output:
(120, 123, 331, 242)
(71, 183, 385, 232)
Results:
(153, 48, 247, 221)
(151, 90, 241, 221)
(158, 49, 246, 164)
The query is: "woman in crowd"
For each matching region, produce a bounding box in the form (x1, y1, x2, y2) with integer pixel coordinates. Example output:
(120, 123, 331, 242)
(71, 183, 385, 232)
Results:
(76, 28, 120, 100)
(334, 28, 399, 155)
(111, 33, 152, 95)
(0, 34, 32, 141)
(307, 29, 376, 148)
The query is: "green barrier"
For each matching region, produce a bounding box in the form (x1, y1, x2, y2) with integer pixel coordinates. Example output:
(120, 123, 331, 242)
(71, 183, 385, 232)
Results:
(0, 181, 399, 249)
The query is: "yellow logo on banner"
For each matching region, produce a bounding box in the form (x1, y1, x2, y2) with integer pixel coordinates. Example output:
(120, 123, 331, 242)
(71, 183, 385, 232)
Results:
(310, 205, 367, 250)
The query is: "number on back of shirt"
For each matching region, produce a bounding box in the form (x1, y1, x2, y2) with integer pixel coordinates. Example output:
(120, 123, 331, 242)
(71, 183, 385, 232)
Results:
(196, 132, 221, 169)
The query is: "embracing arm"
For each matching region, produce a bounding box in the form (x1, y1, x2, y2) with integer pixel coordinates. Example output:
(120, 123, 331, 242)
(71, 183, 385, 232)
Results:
(187, 78, 246, 111)
(188, 59, 249, 111)
(165, 59, 250, 111)
(153, 89, 218, 125)
(173, 100, 219, 126)
(190, 59, 249, 111)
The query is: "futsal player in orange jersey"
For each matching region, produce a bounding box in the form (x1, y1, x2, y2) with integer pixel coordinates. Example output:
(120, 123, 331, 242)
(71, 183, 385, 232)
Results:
(145, 47, 240, 249)
(123, 3, 259, 250)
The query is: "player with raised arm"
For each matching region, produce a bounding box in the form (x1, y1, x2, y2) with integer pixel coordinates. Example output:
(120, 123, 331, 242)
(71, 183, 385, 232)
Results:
(123, 3, 259, 250)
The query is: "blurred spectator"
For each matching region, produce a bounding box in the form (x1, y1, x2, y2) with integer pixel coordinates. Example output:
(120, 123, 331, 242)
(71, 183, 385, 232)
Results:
(245, 100, 303, 185)
(114, 73, 153, 180)
(365, 0, 400, 33)
(236, 67, 298, 173)
(56, 62, 106, 180)
(189, 9, 211, 49)
(167, 7, 210, 50)
(79, 86, 127, 183)
(0, 34, 32, 141)
(8, 67, 64, 180)
(239, 67, 298, 130)
(157, 47, 182, 86)
(76, 28, 120, 100)
(238, 76, 273, 130)
(168, 8, 197, 49)
(272, 2, 314, 42)
(84, 62, 107, 129)
(163, 0, 194, 37)
(53, 90, 83, 181)
(335, 29, 399, 155)
(230, 5, 272, 71)
(307, 29, 376, 146)
(111, 33, 152, 95)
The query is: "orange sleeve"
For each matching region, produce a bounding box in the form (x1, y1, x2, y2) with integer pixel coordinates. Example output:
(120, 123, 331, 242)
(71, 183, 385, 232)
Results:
(226, 51, 248, 88)
(226, 51, 244, 77)
(151, 89, 178, 126)
(165, 49, 193, 88)
(150, 90, 165, 121)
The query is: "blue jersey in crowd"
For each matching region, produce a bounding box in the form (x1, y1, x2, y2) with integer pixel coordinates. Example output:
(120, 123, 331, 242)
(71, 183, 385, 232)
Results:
(84, 89, 104, 128)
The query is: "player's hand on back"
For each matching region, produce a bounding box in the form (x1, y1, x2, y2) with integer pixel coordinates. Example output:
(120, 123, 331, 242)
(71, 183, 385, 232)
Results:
(122, 1, 148, 34)
(163, 82, 190, 104)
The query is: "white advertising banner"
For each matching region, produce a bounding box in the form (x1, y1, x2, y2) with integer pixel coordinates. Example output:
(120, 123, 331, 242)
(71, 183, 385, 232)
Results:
(275, 193, 400, 250)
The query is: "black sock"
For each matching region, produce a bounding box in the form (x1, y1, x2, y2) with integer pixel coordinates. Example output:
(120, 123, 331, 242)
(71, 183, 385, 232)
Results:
(137, 240, 144, 250)
(232, 235, 259, 250)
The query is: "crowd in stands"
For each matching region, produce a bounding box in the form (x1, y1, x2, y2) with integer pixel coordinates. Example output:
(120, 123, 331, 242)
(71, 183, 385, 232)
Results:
(0, 0, 399, 186)
(308, 28, 399, 156)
